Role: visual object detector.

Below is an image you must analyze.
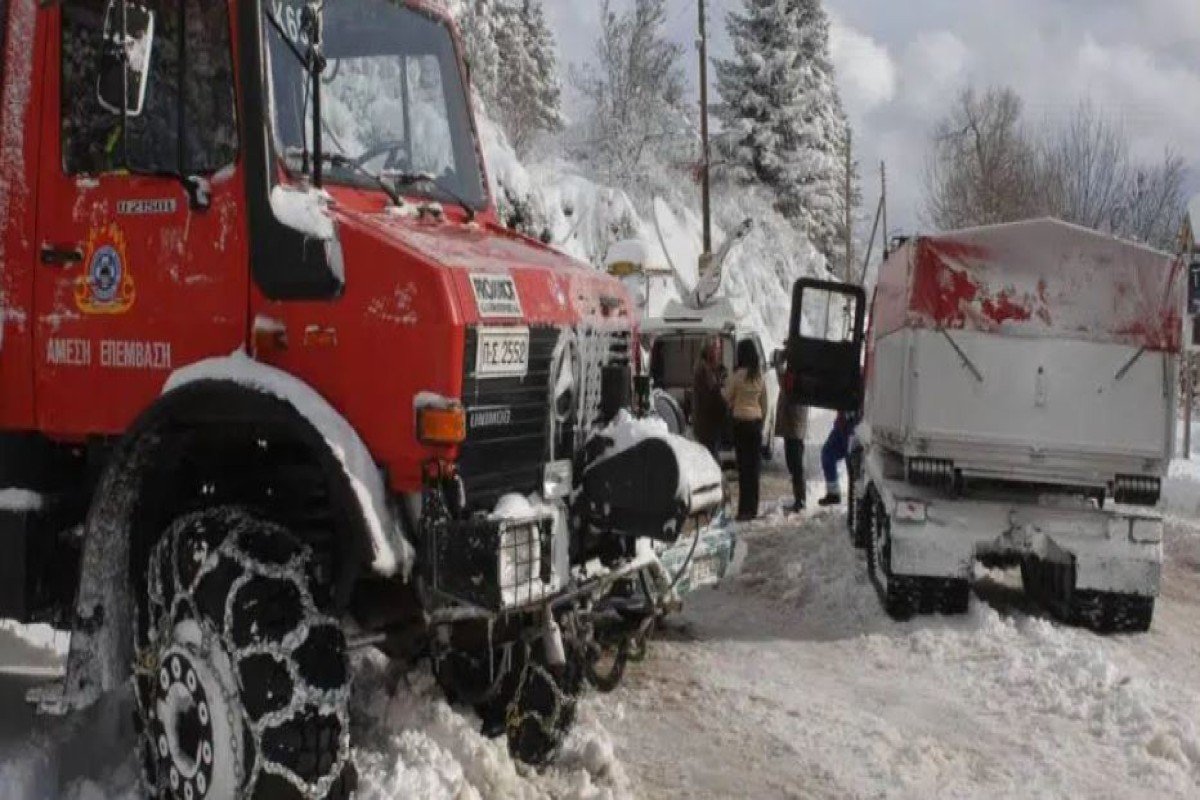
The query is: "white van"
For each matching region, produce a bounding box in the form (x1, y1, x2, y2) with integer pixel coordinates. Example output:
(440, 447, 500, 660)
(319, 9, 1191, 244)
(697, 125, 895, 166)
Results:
(641, 300, 779, 462)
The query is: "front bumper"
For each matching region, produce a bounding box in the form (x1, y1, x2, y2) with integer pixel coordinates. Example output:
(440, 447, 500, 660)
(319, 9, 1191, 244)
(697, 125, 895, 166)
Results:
(424, 504, 740, 621)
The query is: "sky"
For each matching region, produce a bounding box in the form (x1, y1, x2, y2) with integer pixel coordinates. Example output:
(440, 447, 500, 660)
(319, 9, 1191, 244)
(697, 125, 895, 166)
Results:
(544, 0, 1200, 236)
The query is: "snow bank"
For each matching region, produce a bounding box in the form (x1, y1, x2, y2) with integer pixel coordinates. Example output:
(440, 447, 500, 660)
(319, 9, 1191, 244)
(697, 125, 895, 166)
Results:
(164, 351, 414, 577)
(351, 652, 633, 800)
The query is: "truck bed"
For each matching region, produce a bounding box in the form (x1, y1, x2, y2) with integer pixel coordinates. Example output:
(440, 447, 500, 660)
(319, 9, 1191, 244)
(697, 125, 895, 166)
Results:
(871, 327, 1173, 489)
(866, 219, 1182, 492)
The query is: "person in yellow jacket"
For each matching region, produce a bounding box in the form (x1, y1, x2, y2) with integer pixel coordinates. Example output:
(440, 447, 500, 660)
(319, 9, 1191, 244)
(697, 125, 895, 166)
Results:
(724, 340, 769, 521)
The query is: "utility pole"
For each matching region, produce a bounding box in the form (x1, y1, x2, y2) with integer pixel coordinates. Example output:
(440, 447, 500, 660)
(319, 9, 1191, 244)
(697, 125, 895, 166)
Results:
(880, 161, 888, 258)
(843, 129, 853, 282)
(698, 0, 713, 257)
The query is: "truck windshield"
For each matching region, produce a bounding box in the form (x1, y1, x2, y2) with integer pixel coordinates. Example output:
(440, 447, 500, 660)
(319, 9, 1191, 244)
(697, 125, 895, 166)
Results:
(265, 0, 486, 208)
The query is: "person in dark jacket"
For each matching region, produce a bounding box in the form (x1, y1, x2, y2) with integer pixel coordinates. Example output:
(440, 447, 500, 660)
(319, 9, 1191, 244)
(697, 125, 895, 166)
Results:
(725, 340, 769, 521)
(819, 409, 858, 506)
(692, 338, 726, 458)
(775, 358, 810, 512)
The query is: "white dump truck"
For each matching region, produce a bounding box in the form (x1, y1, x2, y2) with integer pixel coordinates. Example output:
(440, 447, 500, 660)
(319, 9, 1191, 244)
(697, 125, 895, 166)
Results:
(788, 219, 1183, 632)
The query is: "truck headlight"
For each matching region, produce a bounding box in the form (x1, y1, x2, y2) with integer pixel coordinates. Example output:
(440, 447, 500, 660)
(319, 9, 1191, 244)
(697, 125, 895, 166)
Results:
(542, 460, 572, 501)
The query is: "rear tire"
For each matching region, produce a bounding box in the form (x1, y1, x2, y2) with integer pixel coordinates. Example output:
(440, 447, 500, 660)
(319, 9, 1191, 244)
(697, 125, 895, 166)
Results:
(868, 494, 968, 620)
(1068, 592, 1154, 634)
(134, 507, 355, 800)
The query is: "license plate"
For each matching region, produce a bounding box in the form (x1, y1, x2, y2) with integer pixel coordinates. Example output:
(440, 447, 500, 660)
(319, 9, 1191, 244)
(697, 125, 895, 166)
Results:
(690, 554, 720, 588)
(476, 327, 529, 378)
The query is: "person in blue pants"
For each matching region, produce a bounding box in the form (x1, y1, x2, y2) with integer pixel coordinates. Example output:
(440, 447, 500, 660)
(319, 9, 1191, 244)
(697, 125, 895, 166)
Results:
(819, 411, 856, 506)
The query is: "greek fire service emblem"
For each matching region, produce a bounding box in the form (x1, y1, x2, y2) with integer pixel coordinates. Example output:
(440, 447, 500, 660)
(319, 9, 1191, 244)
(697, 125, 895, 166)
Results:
(76, 224, 136, 314)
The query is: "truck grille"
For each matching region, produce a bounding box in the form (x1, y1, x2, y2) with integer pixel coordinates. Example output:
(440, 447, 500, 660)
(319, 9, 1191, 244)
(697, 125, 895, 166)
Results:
(458, 326, 558, 510)
(458, 326, 631, 511)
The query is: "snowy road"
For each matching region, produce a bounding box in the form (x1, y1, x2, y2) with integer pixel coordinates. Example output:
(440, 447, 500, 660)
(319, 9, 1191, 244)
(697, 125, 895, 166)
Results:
(594, 473, 1200, 799)
(3, 471, 1200, 799)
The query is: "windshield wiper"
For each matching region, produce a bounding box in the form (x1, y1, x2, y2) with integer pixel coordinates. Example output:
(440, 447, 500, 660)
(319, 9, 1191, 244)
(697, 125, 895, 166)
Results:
(287, 149, 408, 210)
(385, 171, 476, 222)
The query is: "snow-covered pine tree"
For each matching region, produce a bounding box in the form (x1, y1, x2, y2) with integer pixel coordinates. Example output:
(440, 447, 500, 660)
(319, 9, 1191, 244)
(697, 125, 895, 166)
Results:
(795, 0, 852, 265)
(451, 0, 502, 103)
(448, 0, 562, 156)
(493, 0, 563, 155)
(716, 0, 851, 265)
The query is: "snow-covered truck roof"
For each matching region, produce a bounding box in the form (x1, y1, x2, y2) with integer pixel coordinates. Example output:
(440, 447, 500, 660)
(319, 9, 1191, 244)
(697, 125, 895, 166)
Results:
(639, 299, 745, 337)
(874, 218, 1184, 352)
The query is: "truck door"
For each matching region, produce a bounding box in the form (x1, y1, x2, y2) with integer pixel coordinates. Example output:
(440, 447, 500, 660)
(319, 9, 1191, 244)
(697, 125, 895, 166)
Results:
(786, 279, 867, 412)
(33, 0, 247, 436)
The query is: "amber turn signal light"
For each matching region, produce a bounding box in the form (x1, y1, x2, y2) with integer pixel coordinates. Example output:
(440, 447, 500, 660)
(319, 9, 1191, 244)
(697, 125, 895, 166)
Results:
(417, 404, 467, 446)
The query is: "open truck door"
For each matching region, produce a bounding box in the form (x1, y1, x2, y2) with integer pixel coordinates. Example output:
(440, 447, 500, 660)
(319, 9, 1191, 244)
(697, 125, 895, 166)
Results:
(786, 278, 867, 411)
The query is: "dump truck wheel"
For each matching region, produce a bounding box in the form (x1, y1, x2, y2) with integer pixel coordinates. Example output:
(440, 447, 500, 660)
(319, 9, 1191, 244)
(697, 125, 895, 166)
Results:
(134, 507, 355, 800)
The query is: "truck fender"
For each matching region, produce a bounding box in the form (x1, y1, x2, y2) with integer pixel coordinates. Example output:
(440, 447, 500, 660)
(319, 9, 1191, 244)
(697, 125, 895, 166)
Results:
(61, 353, 413, 711)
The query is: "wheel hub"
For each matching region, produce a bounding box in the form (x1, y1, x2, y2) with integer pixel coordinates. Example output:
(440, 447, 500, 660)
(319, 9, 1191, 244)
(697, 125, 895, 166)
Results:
(150, 647, 218, 799)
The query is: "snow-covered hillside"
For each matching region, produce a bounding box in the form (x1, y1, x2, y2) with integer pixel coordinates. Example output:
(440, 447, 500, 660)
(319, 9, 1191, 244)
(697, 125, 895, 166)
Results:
(478, 112, 830, 350)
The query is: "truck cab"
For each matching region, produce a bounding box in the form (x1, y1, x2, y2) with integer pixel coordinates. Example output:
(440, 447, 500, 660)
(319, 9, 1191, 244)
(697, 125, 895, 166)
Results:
(0, 1, 724, 792)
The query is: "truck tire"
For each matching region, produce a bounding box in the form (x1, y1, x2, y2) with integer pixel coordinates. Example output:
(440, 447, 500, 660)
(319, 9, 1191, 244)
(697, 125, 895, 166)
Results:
(134, 507, 355, 800)
(1067, 592, 1155, 634)
(868, 495, 969, 620)
(848, 480, 872, 550)
(433, 647, 509, 737)
(502, 640, 583, 767)
(1023, 558, 1154, 633)
(436, 638, 583, 766)
(866, 497, 911, 620)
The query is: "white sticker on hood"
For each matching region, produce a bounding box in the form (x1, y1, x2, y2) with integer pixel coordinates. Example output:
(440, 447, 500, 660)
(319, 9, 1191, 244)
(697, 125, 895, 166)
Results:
(470, 273, 523, 318)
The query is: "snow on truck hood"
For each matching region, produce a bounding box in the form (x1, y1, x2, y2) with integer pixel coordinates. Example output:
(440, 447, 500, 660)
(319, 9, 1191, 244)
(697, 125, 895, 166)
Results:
(875, 218, 1184, 351)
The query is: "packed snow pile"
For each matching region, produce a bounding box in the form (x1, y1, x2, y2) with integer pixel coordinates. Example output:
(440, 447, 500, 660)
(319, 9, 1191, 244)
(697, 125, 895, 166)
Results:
(352, 653, 632, 800)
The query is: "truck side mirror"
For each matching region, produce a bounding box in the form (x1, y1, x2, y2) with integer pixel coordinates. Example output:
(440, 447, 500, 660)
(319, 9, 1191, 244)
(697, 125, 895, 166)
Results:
(97, 1, 156, 118)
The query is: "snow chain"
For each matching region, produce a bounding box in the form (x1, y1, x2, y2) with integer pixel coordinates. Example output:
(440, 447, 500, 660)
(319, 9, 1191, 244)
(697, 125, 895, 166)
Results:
(134, 510, 353, 799)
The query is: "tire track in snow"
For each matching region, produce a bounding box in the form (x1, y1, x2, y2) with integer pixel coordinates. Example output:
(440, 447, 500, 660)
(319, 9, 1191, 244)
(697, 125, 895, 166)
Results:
(601, 502, 1200, 799)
